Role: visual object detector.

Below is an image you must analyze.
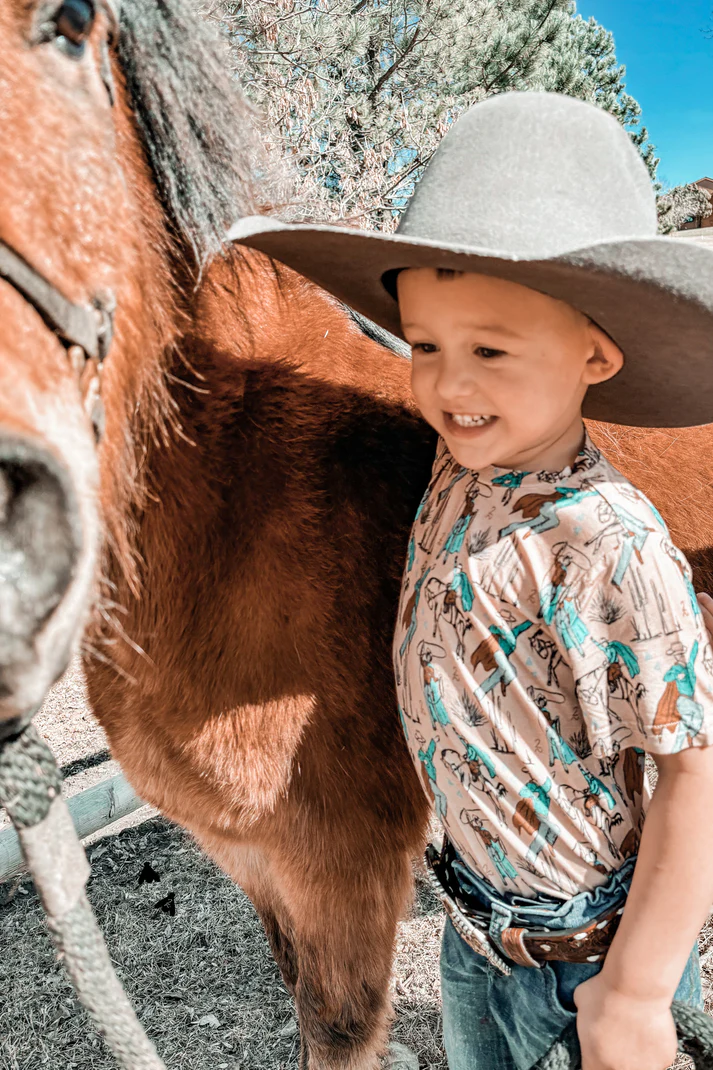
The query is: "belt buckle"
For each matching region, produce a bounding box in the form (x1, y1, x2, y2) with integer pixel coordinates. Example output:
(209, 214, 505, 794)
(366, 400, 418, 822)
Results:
(423, 847, 512, 976)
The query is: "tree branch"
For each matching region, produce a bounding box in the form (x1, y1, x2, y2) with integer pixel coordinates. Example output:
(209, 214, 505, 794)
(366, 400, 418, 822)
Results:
(482, 0, 560, 93)
(379, 150, 432, 201)
(369, 20, 423, 100)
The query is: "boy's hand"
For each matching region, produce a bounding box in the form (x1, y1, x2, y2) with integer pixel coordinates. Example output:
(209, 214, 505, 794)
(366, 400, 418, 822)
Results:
(574, 973, 677, 1070)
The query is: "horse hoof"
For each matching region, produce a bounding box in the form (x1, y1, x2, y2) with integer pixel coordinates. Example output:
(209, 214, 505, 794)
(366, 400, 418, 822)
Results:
(384, 1041, 419, 1070)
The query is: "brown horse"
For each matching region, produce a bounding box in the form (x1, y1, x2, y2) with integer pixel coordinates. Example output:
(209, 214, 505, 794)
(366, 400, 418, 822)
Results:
(2, 1, 713, 1068)
(1, 2, 434, 1065)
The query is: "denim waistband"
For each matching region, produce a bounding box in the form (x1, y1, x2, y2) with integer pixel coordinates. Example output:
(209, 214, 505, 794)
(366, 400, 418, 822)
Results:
(449, 848, 637, 951)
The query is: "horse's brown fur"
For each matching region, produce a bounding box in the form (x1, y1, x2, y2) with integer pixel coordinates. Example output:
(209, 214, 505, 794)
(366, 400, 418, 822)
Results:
(88, 252, 436, 1068)
(4, 1, 713, 1067)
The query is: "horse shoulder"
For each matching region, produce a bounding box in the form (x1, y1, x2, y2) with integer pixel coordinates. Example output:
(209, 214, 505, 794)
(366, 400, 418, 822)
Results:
(98, 249, 437, 833)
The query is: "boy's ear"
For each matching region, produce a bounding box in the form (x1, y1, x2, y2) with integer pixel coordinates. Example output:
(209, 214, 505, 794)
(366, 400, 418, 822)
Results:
(584, 322, 624, 385)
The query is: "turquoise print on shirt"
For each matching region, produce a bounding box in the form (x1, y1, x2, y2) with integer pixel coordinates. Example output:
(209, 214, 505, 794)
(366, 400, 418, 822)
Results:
(653, 641, 704, 750)
(394, 432, 713, 899)
(417, 735, 448, 824)
(499, 485, 596, 539)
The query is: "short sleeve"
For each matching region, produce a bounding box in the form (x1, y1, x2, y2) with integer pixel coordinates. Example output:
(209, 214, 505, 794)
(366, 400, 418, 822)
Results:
(566, 535, 713, 756)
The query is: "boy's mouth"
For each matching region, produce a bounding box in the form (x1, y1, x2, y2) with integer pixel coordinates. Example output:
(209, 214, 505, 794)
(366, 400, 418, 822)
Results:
(444, 412, 497, 436)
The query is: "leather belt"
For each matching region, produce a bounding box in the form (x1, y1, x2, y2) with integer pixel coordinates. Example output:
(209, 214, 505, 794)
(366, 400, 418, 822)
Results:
(424, 841, 624, 975)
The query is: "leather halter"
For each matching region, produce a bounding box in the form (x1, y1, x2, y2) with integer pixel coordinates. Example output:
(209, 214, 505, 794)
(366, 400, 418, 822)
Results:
(0, 239, 114, 362)
(0, 237, 115, 439)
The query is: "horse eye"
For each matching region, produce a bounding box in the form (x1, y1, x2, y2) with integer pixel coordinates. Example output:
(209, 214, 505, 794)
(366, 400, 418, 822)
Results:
(54, 0, 96, 58)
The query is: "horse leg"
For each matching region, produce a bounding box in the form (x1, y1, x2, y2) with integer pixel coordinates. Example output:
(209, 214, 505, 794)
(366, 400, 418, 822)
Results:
(456, 621, 467, 660)
(193, 837, 300, 995)
(433, 601, 446, 643)
(271, 845, 413, 1070)
(195, 831, 411, 1070)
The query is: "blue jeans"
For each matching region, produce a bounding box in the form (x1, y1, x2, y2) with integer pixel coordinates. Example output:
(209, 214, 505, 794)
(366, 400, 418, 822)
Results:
(440, 856, 702, 1070)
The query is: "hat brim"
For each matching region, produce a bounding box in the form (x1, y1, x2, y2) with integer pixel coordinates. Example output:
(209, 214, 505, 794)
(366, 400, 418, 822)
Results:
(227, 216, 713, 428)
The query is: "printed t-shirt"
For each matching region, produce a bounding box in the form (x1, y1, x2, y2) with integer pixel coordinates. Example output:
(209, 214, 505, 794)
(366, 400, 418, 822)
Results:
(393, 436, 713, 899)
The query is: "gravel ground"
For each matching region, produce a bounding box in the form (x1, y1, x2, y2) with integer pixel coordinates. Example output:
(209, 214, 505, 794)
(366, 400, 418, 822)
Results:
(0, 665, 711, 1070)
(0, 659, 157, 842)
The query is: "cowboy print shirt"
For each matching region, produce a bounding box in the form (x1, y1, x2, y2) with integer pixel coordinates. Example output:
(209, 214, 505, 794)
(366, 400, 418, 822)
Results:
(394, 436, 713, 899)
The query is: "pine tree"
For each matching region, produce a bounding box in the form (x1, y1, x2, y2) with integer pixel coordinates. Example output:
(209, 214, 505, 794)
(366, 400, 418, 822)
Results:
(211, 1, 704, 233)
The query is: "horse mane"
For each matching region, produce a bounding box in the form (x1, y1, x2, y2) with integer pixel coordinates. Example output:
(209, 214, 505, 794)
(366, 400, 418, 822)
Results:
(345, 307, 411, 360)
(118, 0, 261, 265)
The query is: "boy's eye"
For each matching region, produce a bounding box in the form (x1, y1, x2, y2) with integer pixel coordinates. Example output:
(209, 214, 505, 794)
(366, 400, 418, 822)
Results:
(476, 347, 505, 360)
(411, 343, 438, 354)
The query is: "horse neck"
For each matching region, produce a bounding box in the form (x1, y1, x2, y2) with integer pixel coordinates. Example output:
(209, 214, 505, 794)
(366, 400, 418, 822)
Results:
(97, 244, 417, 598)
(96, 248, 329, 605)
(96, 182, 188, 600)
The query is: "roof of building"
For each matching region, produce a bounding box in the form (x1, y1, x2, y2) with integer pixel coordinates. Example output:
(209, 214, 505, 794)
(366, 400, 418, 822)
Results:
(672, 227, 713, 245)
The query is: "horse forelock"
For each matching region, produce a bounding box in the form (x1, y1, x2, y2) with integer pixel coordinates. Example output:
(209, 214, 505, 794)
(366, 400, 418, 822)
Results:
(117, 0, 261, 267)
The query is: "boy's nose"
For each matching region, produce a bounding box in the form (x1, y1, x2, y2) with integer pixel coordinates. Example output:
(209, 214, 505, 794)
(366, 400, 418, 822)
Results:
(435, 359, 481, 406)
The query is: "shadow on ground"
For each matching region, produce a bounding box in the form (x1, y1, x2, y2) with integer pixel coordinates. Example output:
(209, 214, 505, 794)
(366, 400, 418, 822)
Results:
(0, 819, 447, 1070)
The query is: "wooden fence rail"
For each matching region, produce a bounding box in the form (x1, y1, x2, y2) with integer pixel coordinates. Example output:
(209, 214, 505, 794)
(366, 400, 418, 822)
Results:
(0, 773, 144, 883)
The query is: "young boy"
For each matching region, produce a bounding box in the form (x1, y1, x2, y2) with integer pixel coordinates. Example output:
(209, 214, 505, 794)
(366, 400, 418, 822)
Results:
(231, 93, 713, 1070)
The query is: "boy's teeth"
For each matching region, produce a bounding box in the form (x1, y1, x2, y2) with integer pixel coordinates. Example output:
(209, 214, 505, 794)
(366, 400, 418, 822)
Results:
(451, 414, 492, 428)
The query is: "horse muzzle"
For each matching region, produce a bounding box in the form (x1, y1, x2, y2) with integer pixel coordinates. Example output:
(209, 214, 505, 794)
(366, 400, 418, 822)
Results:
(0, 238, 110, 727)
(0, 435, 82, 723)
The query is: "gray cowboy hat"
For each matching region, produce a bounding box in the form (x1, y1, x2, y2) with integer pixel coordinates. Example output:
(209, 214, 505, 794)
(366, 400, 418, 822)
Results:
(228, 91, 713, 428)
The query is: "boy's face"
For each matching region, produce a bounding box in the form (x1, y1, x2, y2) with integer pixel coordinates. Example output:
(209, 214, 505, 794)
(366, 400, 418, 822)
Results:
(398, 268, 620, 471)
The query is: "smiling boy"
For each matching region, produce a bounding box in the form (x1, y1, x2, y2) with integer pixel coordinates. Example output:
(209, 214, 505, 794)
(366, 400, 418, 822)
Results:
(232, 94, 713, 1070)
(394, 264, 708, 1070)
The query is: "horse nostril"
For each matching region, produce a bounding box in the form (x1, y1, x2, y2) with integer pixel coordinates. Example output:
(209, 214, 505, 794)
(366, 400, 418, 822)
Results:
(0, 446, 79, 662)
(0, 469, 11, 522)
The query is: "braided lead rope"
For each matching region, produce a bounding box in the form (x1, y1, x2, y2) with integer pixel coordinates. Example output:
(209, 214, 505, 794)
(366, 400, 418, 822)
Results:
(535, 1002, 713, 1070)
(0, 724, 166, 1070)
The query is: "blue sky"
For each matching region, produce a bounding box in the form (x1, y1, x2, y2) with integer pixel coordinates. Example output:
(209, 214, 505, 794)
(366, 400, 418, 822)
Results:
(577, 0, 712, 188)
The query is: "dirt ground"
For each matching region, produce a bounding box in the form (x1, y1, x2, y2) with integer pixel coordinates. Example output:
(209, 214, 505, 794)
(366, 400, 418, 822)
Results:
(0, 817, 446, 1070)
(0, 665, 710, 1070)
(0, 664, 445, 1070)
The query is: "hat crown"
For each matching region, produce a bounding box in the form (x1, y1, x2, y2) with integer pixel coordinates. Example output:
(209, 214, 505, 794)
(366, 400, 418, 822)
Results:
(397, 92, 657, 257)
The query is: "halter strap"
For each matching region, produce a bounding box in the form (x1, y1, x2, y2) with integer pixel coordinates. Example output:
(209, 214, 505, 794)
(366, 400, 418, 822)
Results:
(0, 239, 113, 361)
(105, 0, 122, 24)
(101, 0, 122, 46)
(0, 2, 120, 432)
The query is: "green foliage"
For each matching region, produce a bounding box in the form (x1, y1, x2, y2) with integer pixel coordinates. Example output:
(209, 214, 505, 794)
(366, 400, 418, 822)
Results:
(212, 1, 672, 231)
(563, 15, 657, 180)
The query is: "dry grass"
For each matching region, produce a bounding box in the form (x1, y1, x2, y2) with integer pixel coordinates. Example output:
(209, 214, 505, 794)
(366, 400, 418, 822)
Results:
(0, 819, 447, 1070)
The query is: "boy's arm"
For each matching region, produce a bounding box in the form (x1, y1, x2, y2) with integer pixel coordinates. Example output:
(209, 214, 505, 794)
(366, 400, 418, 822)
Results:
(574, 743, 713, 1070)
